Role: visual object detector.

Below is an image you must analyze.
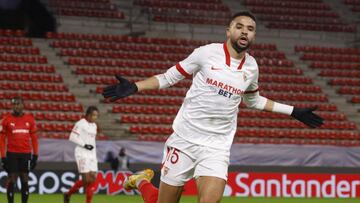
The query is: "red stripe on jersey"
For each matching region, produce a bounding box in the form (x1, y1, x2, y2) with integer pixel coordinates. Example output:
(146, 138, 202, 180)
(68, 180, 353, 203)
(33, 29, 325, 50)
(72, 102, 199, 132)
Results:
(244, 88, 259, 94)
(176, 63, 191, 78)
(238, 55, 246, 70)
(223, 42, 246, 69)
(223, 43, 230, 66)
(72, 131, 80, 135)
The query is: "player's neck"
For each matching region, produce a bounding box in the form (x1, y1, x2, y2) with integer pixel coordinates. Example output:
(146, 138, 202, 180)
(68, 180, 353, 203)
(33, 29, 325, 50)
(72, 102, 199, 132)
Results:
(85, 117, 94, 123)
(226, 41, 246, 60)
(12, 112, 23, 117)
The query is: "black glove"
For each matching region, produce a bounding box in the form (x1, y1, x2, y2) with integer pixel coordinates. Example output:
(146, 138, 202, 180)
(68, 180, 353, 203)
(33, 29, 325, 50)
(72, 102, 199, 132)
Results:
(102, 75, 138, 101)
(1, 157, 8, 172)
(291, 107, 324, 128)
(84, 144, 94, 151)
(30, 154, 38, 170)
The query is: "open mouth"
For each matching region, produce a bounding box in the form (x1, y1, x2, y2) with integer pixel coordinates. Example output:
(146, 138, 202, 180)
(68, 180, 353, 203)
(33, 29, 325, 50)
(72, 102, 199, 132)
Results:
(239, 36, 248, 45)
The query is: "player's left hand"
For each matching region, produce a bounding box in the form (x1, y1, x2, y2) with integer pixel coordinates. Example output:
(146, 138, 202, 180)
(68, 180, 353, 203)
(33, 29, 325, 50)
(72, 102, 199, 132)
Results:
(102, 75, 138, 101)
(291, 107, 324, 128)
(30, 154, 38, 170)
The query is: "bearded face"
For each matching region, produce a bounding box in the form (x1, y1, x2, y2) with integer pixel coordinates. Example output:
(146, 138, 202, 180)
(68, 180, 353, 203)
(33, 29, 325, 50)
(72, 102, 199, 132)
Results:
(230, 33, 253, 53)
(226, 16, 256, 53)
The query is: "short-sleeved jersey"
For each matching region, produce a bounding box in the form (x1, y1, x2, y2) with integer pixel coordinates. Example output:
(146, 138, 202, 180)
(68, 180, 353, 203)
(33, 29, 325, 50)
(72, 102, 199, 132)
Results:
(1, 113, 37, 154)
(171, 43, 259, 150)
(70, 118, 97, 157)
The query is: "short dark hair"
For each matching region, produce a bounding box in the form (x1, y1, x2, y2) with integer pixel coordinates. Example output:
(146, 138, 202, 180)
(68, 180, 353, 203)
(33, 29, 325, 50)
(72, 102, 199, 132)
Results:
(228, 11, 257, 27)
(86, 106, 99, 116)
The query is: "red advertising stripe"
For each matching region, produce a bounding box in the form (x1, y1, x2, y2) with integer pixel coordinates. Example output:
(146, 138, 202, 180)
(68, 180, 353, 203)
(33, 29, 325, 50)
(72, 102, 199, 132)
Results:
(183, 172, 360, 198)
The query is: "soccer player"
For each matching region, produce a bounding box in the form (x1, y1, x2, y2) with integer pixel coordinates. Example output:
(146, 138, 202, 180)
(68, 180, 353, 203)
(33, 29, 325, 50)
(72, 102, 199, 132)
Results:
(64, 106, 99, 203)
(0, 97, 38, 203)
(102, 11, 324, 203)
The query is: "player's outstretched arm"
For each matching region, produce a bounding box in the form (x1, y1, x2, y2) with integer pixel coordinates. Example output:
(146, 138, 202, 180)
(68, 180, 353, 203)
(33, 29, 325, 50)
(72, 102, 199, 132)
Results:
(263, 99, 324, 128)
(261, 99, 324, 128)
(102, 75, 159, 101)
(243, 93, 324, 128)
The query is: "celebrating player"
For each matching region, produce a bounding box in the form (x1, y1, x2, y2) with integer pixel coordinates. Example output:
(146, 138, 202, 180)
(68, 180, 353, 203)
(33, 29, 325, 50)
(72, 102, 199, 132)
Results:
(0, 97, 38, 203)
(103, 11, 324, 203)
(64, 106, 99, 203)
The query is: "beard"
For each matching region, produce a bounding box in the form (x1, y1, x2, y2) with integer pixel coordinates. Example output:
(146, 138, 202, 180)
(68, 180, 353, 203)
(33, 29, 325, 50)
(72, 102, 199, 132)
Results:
(231, 38, 251, 53)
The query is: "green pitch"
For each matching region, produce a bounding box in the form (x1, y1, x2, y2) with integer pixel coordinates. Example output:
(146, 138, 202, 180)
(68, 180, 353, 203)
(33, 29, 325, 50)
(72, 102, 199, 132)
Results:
(0, 194, 359, 203)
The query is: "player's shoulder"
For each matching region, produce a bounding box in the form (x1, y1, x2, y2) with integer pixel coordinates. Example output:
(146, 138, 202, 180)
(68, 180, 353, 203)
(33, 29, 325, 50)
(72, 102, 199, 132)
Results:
(24, 113, 35, 119)
(192, 43, 223, 59)
(1, 112, 12, 120)
(1, 112, 12, 123)
(197, 43, 222, 52)
(244, 52, 259, 72)
(76, 118, 86, 126)
(245, 52, 257, 66)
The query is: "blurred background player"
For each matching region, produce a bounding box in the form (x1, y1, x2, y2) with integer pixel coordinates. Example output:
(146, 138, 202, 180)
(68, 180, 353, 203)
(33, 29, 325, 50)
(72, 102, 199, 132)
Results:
(105, 147, 129, 172)
(0, 96, 38, 203)
(105, 151, 119, 172)
(64, 106, 99, 203)
(103, 11, 324, 203)
(118, 147, 129, 170)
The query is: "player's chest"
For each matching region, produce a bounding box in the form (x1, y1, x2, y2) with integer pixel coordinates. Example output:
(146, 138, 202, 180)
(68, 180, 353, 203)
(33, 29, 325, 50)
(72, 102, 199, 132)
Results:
(81, 125, 96, 138)
(7, 119, 31, 133)
(200, 58, 252, 95)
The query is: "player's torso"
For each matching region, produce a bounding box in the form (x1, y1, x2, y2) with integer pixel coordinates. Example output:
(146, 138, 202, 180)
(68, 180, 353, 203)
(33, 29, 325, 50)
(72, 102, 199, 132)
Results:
(173, 43, 258, 150)
(183, 44, 256, 121)
(4, 114, 34, 152)
(75, 119, 97, 156)
(194, 55, 252, 101)
(5, 114, 33, 138)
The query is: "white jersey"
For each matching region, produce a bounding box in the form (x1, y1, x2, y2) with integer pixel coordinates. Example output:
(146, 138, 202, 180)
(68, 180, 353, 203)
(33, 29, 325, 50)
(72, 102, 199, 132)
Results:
(69, 118, 97, 158)
(161, 43, 262, 151)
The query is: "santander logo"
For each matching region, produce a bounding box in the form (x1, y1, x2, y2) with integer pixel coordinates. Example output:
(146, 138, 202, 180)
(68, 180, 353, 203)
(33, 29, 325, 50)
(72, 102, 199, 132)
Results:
(233, 173, 360, 198)
(184, 172, 360, 198)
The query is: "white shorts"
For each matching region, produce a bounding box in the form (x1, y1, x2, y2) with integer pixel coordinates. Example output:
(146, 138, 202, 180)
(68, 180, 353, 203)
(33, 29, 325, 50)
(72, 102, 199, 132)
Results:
(75, 155, 98, 173)
(160, 133, 230, 186)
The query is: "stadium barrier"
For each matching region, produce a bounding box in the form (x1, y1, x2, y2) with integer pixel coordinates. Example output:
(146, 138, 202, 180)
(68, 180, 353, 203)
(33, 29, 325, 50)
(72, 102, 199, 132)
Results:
(1, 169, 359, 198)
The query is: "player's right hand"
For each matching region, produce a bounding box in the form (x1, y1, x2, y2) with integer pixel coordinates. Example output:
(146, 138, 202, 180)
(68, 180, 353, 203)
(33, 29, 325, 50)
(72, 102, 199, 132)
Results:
(1, 157, 8, 172)
(84, 144, 94, 151)
(291, 107, 324, 128)
(102, 75, 138, 101)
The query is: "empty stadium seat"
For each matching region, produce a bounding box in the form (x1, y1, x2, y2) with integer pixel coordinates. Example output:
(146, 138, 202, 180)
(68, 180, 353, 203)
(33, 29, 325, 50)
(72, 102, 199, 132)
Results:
(0, 82, 68, 92)
(134, 0, 229, 25)
(244, 0, 356, 33)
(0, 64, 55, 73)
(47, 0, 124, 19)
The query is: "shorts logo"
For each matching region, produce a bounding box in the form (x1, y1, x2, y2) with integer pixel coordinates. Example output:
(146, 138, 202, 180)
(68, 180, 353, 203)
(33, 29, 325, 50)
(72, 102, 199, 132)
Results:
(26, 122, 30, 127)
(163, 166, 169, 176)
(10, 123, 15, 127)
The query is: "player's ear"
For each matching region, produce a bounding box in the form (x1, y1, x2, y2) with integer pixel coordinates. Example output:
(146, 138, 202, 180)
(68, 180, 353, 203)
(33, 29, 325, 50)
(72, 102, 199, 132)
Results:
(226, 26, 230, 38)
